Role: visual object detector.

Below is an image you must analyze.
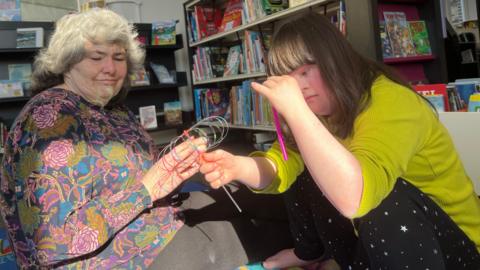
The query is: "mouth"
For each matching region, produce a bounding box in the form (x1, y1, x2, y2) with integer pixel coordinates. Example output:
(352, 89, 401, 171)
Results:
(305, 95, 318, 102)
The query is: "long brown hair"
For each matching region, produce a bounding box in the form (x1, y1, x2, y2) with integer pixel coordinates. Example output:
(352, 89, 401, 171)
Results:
(267, 11, 410, 139)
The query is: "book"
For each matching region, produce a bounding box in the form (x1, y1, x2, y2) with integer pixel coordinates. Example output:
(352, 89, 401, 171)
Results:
(413, 84, 450, 112)
(0, 80, 23, 98)
(383, 12, 416, 57)
(129, 67, 150, 87)
(219, 0, 243, 32)
(424, 94, 445, 112)
(223, 45, 242, 76)
(152, 20, 177, 45)
(139, 105, 158, 130)
(164, 101, 183, 126)
(16, 27, 44, 48)
(468, 94, 480, 112)
(0, 0, 20, 21)
(408, 21, 432, 55)
(379, 21, 393, 59)
(8, 63, 32, 92)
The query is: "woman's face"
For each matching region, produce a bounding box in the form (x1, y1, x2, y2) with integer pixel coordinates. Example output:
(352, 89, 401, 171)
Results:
(289, 64, 333, 116)
(64, 41, 127, 106)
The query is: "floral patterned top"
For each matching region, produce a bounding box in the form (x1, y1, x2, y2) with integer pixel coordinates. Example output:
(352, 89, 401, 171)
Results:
(0, 88, 183, 269)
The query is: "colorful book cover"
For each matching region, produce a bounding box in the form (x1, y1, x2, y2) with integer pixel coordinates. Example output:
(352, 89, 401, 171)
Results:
(379, 21, 393, 59)
(206, 88, 230, 121)
(129, 67, 150, 87)
(0, 0, 20, 21)
(223, 45, 242, 76)
(139, 105, 158, 130)
(164, 101, 183, 126)
(219, 0, 243, 32)
(413, 84, 450, 111)
(424, 94, 445, 112)
(152, 20, 177, 45)
(383, 12, 416, 57)
(409, 21, 432, 55)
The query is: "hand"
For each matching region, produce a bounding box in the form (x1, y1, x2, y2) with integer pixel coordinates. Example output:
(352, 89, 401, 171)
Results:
(199, 149, 240, 189)
(251, 76, 308, 117)
(142, 137, 207, 201)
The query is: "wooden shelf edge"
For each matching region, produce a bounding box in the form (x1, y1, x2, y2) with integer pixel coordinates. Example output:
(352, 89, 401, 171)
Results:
(193, 72, 266, 85)
(383, 55, 435, 64)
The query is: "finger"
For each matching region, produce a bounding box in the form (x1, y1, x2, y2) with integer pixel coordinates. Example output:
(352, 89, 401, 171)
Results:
(168, 137, 207, 163)
(201, 150, 226, 162)
(178, 164, 200, 180)
(251, 81, 272, 97)
(199, 162, 218, 174)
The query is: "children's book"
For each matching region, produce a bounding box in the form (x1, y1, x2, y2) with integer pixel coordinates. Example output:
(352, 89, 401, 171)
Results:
(413, 84, 450, 112)
(16, 27, 44, 48)
(219, 0, 243, 32)
(424, 94, 445, 112)
(379, 21, 393, 59)
(164, 101, 183, 126)
(0, 0, 20, 21)
(383, 12, 416, 57)
(152, 20, 177, 45)
(408, 20, 432, 55)
(223, 45, 242, 76)
(8, 63, 32, 91)
(129, 67, 150, 87)
(0, 80, 23, 98)
(139, 105, 158, 130)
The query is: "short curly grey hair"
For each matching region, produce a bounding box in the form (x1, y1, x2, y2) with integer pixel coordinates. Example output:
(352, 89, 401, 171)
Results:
(31, 8, 145, 104)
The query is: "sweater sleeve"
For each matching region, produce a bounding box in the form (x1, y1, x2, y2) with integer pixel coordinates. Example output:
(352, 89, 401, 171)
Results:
(350, 79, 431, 218)
(248, 141, 305, 194)
(1, 96, 153, 267)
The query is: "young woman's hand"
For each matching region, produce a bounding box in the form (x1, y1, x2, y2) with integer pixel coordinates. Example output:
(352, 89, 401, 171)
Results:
(142, 137, 207, 201)
(251, 75, 308, 117)
(198, 149, 241, 189)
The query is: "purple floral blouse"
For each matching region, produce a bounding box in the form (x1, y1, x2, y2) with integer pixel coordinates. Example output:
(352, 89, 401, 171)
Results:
(0, 88, 183, 269)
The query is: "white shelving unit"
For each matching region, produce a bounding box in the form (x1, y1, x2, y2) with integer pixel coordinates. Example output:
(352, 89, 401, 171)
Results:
(439, 112, 480, 195)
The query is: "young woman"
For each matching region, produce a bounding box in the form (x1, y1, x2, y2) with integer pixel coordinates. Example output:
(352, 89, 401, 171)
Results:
(199, 12, 480, 270)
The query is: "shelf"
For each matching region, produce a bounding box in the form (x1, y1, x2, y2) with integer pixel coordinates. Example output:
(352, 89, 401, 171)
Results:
(383, 55, 435, 64)
(193, 72, 266, 86)
(0, 47, 40, 54)
(198, 121, 275, 132)
(189, 0, 332, 47)
(379, 0, 427, 3)
(0, 96, 30, 104)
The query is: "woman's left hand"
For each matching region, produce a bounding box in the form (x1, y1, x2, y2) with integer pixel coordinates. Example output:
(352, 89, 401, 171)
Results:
(251, 75, 308, 117)
(142, 137, 207, 201)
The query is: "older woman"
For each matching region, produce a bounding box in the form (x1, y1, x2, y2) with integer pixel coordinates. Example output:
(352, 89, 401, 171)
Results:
(0, 9, 205, 269)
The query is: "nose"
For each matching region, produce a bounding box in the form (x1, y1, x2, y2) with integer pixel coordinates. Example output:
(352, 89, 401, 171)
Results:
(102, 57, 116, 74)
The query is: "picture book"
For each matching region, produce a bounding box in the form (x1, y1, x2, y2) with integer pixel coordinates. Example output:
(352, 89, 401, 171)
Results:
(0, 0, 20, 21)
(164, 101, 183, 126)
(424, 94, 445, 112)
(223, 45, 242, 76)
(129, 67, 150, 87)
(379, 21, 393, 59)
(152, 20, 177, 45)
(413, 84, 450, 111)
(139, 105, 158, 130)
(219, 0, 243, 32)
(383, 12, 416, 57)
(16, 27, 44, 48)
(408, 21, 432, 55)
(209, 46, 229, 78)
(0, 80, 23, 98)
(8, 63, 32, 91)
(467, 93, 480, 112)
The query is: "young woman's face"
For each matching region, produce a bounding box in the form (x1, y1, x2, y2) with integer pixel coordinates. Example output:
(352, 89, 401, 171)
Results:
(65, 41, 127, 106)
(289, 64, 333, 116)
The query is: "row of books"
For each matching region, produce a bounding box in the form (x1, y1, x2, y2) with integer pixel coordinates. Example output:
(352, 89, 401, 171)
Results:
(192, 30, 270, 82)
(0, 122, 8, 153)
(186, 0, 287, 43)
(413, 80, 480, 112)
(380, 12, 432, 59)
(193, 79, 274, 128)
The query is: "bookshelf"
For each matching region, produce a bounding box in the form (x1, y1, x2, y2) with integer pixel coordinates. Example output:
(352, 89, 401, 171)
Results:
(371, 0, 448, 84)
(0, 22, 188, 131)
(183, 0, 343, 131)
